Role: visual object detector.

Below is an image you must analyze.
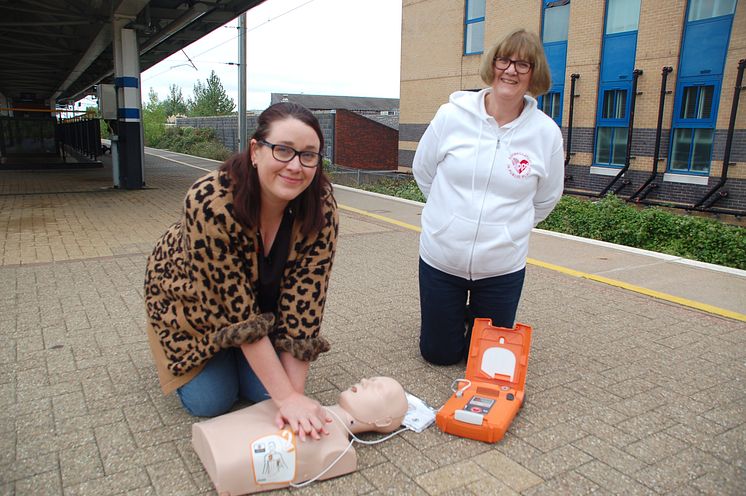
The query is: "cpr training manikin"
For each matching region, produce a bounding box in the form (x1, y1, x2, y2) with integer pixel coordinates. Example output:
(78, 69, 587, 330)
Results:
(192, 376, 409, 495)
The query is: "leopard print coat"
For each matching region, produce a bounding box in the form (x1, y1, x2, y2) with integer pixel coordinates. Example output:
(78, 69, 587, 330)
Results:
(144, 170, 338, 393)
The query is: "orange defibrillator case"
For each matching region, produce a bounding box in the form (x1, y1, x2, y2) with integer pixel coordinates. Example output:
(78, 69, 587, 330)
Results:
(436, 318, 532, 443)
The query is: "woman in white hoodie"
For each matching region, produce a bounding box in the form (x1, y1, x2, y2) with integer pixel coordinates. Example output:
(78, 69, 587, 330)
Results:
(413, 29, 564, 365)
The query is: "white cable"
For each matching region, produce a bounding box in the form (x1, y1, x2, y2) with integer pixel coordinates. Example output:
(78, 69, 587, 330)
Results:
(289, 438, 354, 488)
(289, 407, 410, 488)
(451, 378, 471, 397)
(325, 408, 410, 445)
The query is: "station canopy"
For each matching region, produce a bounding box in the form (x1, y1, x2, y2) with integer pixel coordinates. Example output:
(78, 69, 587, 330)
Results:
(0, 0, 265, 106)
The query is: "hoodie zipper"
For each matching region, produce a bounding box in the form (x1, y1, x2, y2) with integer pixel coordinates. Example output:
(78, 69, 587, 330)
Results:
(467, 135, 500, 279)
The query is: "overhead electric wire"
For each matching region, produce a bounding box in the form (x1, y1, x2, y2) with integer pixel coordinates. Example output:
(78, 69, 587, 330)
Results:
(142, 0, 318, 83)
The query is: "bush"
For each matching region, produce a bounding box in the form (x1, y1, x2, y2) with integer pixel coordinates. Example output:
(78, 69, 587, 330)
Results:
(360, 178, 426, 202)
(142, 106, 167, 146)
(361, 178, 746, 270)
(537, 194, 746, 270)
(150, 126, 231, 161)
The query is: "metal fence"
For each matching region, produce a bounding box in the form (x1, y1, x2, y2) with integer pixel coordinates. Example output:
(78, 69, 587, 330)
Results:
(324, 164, 412, 188)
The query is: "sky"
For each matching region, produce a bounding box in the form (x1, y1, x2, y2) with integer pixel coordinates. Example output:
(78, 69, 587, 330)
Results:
(139, 0, 403, 111)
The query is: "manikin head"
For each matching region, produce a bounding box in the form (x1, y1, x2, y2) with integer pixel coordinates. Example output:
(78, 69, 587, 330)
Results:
(337, 377, 408, 433)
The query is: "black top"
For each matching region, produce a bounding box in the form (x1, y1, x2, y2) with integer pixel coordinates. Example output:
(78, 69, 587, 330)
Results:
(257, 209, 293, 314)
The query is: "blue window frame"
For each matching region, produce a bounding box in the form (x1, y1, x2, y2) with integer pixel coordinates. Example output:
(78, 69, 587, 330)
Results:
(679, 84, 716, 123)
(464, 0, 485, 55)
(596, 86, 631, 167)
(669, 81, 720, 173)
(670, 128, 714, 172)
(601, 88, 628, 121)
(593, 0, 640, 167)
(540, 0, 570, 126)
(596, 127, 629, 166)
(668, 0, 736, 174)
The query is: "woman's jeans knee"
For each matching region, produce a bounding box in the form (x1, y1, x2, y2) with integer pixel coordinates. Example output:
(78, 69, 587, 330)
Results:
(176, 348, 269, 417)
(418, 258, 525, 365)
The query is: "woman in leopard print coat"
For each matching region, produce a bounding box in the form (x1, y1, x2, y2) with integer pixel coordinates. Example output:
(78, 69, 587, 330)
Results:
(145, 102, 338, 440)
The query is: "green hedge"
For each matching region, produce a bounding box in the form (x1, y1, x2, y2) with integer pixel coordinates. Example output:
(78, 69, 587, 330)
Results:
(151, 127, 232, 162)
(538, 195, 745, 269)
(355, 178, 745, 270)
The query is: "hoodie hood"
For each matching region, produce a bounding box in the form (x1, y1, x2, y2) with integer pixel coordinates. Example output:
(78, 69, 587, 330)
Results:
(449, 88, 537, 129)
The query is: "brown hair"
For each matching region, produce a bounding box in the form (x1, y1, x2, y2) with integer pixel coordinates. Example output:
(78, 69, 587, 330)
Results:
(220, 102, 333, 235)
(479, 29, 552, 96)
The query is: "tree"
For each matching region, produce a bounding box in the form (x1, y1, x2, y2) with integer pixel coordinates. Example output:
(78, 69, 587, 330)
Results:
(188, 70, 235, 116)
(142, 87, 167, 146)
(144, 87, 163, 113)
(163, 84, 188, 117)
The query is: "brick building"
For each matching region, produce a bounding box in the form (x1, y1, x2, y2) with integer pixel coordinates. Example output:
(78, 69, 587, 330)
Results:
(272, 94, 400, 171)
(399, 0, 746, 215)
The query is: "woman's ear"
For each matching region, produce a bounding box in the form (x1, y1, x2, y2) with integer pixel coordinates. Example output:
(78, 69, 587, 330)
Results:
(249, 139, 258, 164)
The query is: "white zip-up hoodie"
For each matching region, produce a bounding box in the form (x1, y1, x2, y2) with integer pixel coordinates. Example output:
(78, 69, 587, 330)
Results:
(413, 88, 564, 280)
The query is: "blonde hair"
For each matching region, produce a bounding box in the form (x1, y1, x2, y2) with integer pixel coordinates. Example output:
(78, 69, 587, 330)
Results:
(479, 29, 552, 96)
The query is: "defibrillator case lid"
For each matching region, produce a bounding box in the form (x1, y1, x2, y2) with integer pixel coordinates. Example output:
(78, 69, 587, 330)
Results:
(464, 319, 532, 391)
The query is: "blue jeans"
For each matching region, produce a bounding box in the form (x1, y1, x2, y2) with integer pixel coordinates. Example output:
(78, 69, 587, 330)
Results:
(418, 258, 525, 365)
(177, 348, 270, 417)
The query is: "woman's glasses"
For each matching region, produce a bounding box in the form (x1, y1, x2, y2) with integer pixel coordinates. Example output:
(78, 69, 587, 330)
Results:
(494, 57, 533, 75)
(258, 139, 322, 168)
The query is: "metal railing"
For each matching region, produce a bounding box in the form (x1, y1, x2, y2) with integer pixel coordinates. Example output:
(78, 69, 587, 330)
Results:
(325, 163, 411, 188)
(57, 115, 102, 160)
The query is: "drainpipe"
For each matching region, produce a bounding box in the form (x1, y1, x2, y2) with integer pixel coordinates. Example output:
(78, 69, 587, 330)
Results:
(599, 68, 643, 196)
(636, 198, 745, 217)
(693, 58, 745, 209)
(629, 66, 673, 202)
(565, 73, 580, 171)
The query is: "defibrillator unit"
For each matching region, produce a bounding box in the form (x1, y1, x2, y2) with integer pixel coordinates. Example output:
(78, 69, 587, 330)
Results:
(436, 318, 532, 443)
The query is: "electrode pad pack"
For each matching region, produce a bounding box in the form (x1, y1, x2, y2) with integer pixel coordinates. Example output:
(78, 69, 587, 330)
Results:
(436, 318, 532, 443)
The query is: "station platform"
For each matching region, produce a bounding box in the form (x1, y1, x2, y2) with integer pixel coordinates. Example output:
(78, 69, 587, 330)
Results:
(0, 148, 743, 495)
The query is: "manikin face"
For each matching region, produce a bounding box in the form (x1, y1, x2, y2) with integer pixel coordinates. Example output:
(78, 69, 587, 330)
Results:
(338, 377, 408, 431)
(491, 52, 532, 102)
(250, 117, 320, 208)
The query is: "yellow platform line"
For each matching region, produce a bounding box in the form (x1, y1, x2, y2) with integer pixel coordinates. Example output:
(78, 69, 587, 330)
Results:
(339, 204, 422, 232)
(339, 203, 746, 323)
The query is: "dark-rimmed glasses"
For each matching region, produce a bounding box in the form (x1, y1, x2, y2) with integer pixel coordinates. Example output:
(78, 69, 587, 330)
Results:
(258, 139, 322, 168)
(494, 57, 533, 74)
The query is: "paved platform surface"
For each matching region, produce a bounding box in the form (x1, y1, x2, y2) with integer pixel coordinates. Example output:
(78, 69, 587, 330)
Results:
(1, 149, 744, 495)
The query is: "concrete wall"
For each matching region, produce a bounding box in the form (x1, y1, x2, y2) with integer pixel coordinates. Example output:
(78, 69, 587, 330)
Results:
(399, 0, 746, 214)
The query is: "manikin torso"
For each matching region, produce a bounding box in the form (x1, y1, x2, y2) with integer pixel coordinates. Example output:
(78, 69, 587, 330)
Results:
(192, 401, 358, 495)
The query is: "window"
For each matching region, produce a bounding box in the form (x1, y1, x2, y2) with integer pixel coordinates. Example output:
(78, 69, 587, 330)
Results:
(670, 129, 713, 172)
(464, 0, 485, 54)
(596, 127, 628, 166)
(541, 0, 570, 126)
(601, 89, 627, 120)
(667, 0, 736, 176)
(680, 85, 714, 120)
(593, 0, 639, 168)
(543, 1, 570, 42)
(669, 83, 718, 173)
(688, 0, 736, 21)
(541, 92, 561, 121)
(605, 0, 641, 34)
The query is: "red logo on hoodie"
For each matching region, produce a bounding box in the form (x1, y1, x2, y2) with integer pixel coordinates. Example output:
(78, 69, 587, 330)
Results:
(507, 153, 531, 179)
